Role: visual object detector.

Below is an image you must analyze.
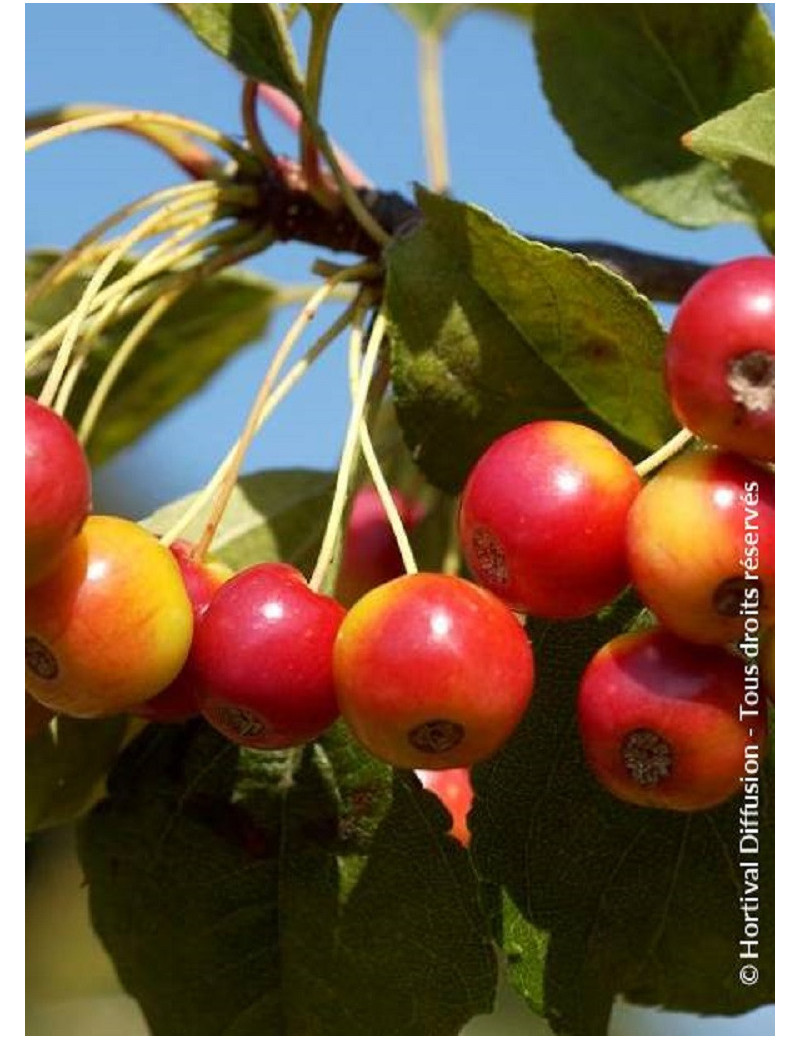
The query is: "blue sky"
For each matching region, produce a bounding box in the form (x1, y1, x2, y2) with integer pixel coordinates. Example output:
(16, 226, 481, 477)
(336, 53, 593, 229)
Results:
(26, 9, 775, 1032)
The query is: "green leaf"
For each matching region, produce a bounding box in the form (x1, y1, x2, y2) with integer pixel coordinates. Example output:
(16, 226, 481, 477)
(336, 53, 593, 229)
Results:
(386, 190, 673, 493)
(26, 715, 129, 835)
(470, 605, 775, 1034)
(533, 5, 775, 227)
(143, 468, 335, 575)
(393, 3, 534, 34)
(685, 87, 775, 169)
(394, 4, 465, 33)
(683, 88, 775, 246)
(78, 721, 497, 1034)
(26, 251, 276, 466)
(170, 3, 303, 99)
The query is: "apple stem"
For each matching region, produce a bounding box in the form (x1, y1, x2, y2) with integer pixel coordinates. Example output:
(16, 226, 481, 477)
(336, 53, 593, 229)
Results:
(190, 264, 378, 562)
(418, 30, 450, 194)
(347, 308, 419, 577)
(634, 428, 694, 478)
(27, 185, 259, 392)
(25, 106, 260, 173)
(309, 306, 389, 594)
(25, 181, 248, 311)
(53, 224, 272, 433)
(33, 184, 224, 404)
(77, 292, 179, 436)
(241, 79, 280, 172)
(159, 292, 364, 550)
(257, 84, 372, 188)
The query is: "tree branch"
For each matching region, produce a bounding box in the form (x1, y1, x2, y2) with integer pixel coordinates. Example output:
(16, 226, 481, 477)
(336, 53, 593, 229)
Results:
(252, 168, 709, 302)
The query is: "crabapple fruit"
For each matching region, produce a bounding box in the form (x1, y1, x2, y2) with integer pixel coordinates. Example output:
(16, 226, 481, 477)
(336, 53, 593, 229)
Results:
(665, 257, 775, 461)
(191, 562, 345, 749)
(578, 628, 765, 811)
(25, 397, 92, 587)
(416, 767, 474, 846)
(25, 516, 194, 717)
(333, 573, 535, 769)
(626, 450, 774, 645)
(458, 421, 641, 618)
(136, 541, 233, 723)
(335, 485, 424, 607)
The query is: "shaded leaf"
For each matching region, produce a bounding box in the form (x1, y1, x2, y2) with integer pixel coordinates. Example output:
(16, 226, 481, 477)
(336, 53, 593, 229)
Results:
(470, 605, 775, 1034)
(171, 3, 303, 100)
(26, 715, 130, 835)
(143, 468, 335, 576)
(78, 721, 497, 1034)
(26, 251, 276, 466)
(533, 5, 775, 227)
(386, 191, 673, 492)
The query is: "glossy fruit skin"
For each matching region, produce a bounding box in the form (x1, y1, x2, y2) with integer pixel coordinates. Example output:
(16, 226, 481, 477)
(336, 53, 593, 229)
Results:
(665, 257, 775, 461)
(25, 516, 194, 717)
(192, 563, 346, 749)
(578, 628, 766, 811)
(416, 768, 474, 846)
(334, 573, 535, 769)
(458, 421, 642, 618)
(136, 541, 233, 723)
(25, 397, 92, 587)
(335, 486, 424, 607)
(626, 450, 774, 646)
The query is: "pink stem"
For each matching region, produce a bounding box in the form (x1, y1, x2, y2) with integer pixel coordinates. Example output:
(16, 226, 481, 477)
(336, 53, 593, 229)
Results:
(257, 84, 372, 188)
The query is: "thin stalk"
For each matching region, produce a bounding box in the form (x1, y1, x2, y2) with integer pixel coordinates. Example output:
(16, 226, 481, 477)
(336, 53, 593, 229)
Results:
(263, 2, 389, 246)
(25, 108, 256, 168)
(160, 296, 360, 549)
(634, 428, 694, 478)
(72, 222, 250, 364)
(28, 226, 273, 373)
(419, 32, 449, 193)
(241, 79, 278, 170)
(26, 192, 233, 372)
(36, 191, 222, 407)
(25, 180, 232, 308)
(53, 354, 88, 416)
(78, 292, 180, 444)
(300, 5, 340, 200)
(192, 263, 376, 561)
(347, 311, 418, 575)
(309, 308, 388, 592)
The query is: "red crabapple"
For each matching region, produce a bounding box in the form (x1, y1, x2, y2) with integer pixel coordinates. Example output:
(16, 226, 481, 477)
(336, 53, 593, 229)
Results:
(334, 573, 535, 769)
(458, 421, 641, 618)
(335, 486, 424, 607)
(25, 516, 194, 717)
(665, 257, 775, 461)
(25, 397, 92, 587)
(416, 767, 474, 846)
(626, 450, 774, 645)
(136, 541, 233, 723)
(191, 562, 345, 749)
(578, 628, 765, 811)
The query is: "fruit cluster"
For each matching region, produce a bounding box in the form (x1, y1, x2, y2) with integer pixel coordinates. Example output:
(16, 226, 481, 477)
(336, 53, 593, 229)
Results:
(457, 255, 775, 811)
(25, 254, 775, 835)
